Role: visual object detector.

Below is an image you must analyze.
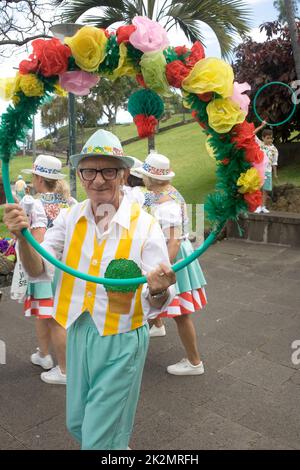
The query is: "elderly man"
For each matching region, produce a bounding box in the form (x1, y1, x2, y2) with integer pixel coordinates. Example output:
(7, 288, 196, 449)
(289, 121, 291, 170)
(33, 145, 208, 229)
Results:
(4, 130, 176, 450)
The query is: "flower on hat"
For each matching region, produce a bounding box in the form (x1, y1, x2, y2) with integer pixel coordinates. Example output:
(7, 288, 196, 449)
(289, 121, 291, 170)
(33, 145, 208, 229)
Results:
(116, 24, 137, 44)
(65, 26, 107, 72)
(207, 98, 246, 134)
(237, 168, 262, 194)
(19, 73, 44, 97)
(129, 16, 169, 53)
(182, 58, 234, 98)
(59, 70, 100, 96)
(140, 51, 170, 96)
(244, 190, 263, 212)
(19, 38, 71, 77)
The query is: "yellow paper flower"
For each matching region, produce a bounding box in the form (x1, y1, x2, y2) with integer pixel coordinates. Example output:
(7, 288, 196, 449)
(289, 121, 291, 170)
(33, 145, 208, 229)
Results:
(182, 58, 234, 98)
(19, 74, 44, 97)
(0, 76, 20, 101)
(54, 83, 68, 97)
(207, 98, 246, 134)
(65, 26, 107, 72)
(237, 168, 261, 194)
(104, 43, 137, 80)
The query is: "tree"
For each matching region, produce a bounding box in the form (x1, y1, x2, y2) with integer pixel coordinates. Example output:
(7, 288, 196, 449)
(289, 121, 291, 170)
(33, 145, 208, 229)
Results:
(273, 0, 299, 22)
(55, 0, 251, 58)
(91, 76, 139, 127)
(234, 21, 300, 142)
(285, 0, 300, 81)
(0, 1, 60, 58)
(41, 96, 69, 136)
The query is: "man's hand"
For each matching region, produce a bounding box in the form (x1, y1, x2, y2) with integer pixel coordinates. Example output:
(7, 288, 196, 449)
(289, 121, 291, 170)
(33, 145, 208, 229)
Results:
(147, 263, 176, 296)
(3, 204, 29, 238)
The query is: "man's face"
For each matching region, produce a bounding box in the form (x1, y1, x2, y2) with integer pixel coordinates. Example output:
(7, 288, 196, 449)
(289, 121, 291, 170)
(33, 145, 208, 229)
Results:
(77, 156, 124, 206)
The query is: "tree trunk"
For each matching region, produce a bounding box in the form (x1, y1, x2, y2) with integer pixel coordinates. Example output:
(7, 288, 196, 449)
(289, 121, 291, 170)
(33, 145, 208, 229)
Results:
(285, 0, 300, 80)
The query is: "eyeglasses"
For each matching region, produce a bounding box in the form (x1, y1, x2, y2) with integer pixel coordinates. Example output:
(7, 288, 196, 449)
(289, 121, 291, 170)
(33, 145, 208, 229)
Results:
(79, 168, 120, 182)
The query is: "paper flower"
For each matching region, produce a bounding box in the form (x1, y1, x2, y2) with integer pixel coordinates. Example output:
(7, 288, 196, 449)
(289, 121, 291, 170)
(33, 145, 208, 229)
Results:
(0, 76, 20, 101)
(129, 16, 169, 53)
(237, 168, 262, 194)
(231, 121, 264, 164)
(59, 70, 99, 95)
(185, 41, 205, 68)
(207, 98, 246, 133)
(182, 58, 234, 98)
(231, 82, 251, 115)
(128, 88, 164, 138)
(65, 26, 107, 72)
(19, 38, 71, 77)
(19, 74, 44, 97)
(104, 43, 137, 80)
(140, 51, 170, 96)
(244, 190, 263, 212)
(165, 60, 190, 88)
(116, 24, 136, 44)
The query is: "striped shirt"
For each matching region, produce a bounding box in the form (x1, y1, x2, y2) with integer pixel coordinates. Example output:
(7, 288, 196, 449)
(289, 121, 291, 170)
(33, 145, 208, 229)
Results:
(33, 195, 174, 336)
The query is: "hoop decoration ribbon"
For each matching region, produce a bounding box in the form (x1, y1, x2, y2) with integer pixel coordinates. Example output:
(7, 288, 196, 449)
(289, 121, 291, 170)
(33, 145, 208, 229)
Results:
(253, 81, 297, 127)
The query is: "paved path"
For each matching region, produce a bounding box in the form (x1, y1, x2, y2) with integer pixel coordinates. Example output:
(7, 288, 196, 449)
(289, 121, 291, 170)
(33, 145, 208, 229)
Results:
(0, 239, 300, 450)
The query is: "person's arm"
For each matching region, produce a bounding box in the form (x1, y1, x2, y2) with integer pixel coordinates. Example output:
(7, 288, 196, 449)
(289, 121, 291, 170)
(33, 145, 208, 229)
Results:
(253, 120, 267, 135)
(3, 204, 45, 277)
(272, 147, 279, 179)
(167, 226, 181, 263)
(147, 262, 176, 309)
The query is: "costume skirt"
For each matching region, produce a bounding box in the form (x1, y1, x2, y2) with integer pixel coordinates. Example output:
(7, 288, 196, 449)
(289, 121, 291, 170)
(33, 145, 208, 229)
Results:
(160, 239, 207, 317)
(24, 270, 58, 319)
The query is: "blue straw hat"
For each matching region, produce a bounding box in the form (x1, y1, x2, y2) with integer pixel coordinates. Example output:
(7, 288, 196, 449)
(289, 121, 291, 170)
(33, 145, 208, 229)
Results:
(70, 129, 134, 169)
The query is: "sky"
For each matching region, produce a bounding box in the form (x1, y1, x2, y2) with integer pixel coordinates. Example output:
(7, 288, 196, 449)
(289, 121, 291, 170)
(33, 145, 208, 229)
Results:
(0, 0, 280, 139)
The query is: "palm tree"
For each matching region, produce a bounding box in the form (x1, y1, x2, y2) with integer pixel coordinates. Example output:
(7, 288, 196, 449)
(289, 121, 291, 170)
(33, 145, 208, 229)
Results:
(55, 0, 251, 58)
(285, 0, 300, 81)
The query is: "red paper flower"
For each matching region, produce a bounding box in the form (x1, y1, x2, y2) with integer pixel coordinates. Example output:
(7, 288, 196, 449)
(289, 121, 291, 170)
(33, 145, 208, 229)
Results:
(231, 121, 264, 164)
(174, 45, 189, 57)
(186, 41, 205, 68)
(166, 60, 190, 88)
(136, 73, 147, 88)
(133, 114, 158, 138)
(19, 38, 71, 77)
(116, 25, 137, 44)
(197, 92, 213, 102)
(244, 190, 263, 212)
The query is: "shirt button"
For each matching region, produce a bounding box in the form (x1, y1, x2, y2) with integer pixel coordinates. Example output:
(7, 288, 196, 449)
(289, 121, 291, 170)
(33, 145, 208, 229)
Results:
(87, 292, 93, 298)
(92, 259, 98, 266)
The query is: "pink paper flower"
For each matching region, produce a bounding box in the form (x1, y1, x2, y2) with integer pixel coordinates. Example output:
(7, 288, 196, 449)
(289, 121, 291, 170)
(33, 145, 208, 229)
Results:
(231, 82, 251, 115)
(129, 16, 169, 53)
(59, 70, 99, 96)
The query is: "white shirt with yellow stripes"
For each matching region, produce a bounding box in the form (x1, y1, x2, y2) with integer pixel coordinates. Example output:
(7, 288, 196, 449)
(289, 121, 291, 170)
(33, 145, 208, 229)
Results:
(30, 195, 175, 336)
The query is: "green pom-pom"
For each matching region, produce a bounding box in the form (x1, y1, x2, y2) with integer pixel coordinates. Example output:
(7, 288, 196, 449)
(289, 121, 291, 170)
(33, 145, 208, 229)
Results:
(127, 88, 164, 119)
(98, 34, 120, 75)
(163, 47, 179, 63)
(104, 259, 142, 293)
(126, 43, 143, 68)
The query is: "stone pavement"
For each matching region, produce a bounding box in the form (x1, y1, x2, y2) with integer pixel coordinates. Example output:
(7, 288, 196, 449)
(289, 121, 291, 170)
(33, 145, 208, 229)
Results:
(0, 239, 300, 450)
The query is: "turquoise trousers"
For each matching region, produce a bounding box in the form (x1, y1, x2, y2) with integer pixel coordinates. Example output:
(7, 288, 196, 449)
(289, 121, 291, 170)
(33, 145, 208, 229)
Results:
(66, 312, 149, 450)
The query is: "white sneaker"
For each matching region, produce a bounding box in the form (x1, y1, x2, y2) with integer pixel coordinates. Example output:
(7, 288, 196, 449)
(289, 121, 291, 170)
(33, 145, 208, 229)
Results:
(149, 324, 166, 337)
(40, 366, 66, 385)
(30, 348, 54, 370)
(261, 206, 270, 213)
(167, 358, 205, 376)
(254, 206, 262, 213)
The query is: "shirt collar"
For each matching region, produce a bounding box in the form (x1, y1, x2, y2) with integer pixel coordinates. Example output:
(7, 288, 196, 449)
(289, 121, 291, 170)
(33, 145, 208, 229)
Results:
(76, 194, 132, 230)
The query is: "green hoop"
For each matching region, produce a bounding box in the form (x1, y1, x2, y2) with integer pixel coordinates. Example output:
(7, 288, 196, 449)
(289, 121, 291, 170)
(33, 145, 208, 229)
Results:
(253, 81, 297, 127)
(2, 160, 221, 286)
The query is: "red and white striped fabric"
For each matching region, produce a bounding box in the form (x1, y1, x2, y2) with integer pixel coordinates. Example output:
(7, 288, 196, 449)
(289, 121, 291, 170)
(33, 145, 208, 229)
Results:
(24, 297, 54, 319)
(159, 287, 207, 318)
